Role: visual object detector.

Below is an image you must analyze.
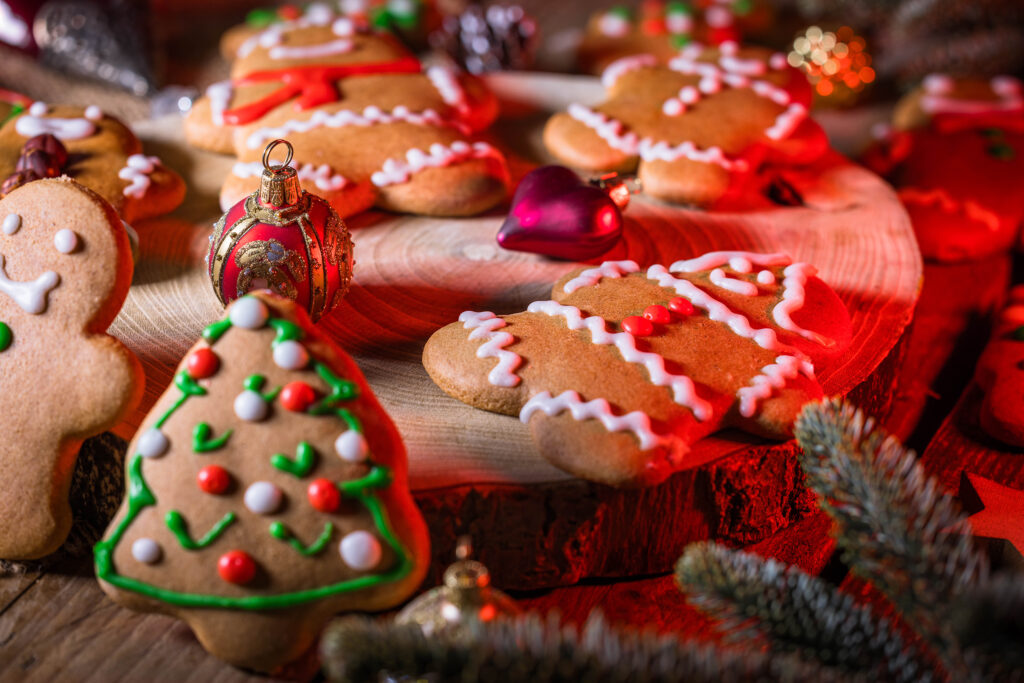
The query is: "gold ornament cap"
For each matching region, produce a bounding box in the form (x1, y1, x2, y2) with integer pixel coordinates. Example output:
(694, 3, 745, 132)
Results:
(258, 139, 301, 208)
(395, 536, 521, 637)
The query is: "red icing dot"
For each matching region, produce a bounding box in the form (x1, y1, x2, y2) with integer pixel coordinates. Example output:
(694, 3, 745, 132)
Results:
(622, 315, 654, 336)
(643, 305, 671, 324)
(187, 348, 220, 379)
(641, 17, 666, 35)
(668, 297, 695, 315)
(280, 381, 317, 412)
(197, 465, 231, 495)
(218, 550, 256, 585)
(278, 4, 301, 19)
(308, 478, 341, 513)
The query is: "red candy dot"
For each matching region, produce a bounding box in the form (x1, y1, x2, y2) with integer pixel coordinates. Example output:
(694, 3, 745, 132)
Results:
(187, 348, 220, 379)
(668, 297, 695, 316)
(197, 465, 231, 495)
(622, 315, 654, 336)
(278, 4, 300, 19)
(218, 550, 256, 585)
(308, 478, 341, 513)
(643, 304, 671, 324)
(280, 381, 316, 412)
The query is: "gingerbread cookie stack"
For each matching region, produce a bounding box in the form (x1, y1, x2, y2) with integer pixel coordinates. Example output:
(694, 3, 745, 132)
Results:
(0, 178, 142, 559)
(96, 292, 428, 671)
(545, 42, 828, 207)
(185, 4, 509, 217)
(424, 251, 852, 486)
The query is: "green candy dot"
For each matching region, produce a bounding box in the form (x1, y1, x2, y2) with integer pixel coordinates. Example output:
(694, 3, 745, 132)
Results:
(0, 322, 10, 352)
(245, 8, 277, 27)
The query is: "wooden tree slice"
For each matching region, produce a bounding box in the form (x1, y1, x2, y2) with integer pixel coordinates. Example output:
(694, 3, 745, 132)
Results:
(107, 73, 918, 588)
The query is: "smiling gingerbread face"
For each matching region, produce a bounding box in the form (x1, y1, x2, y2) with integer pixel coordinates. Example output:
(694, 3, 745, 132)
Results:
(0, 178, 142, 559)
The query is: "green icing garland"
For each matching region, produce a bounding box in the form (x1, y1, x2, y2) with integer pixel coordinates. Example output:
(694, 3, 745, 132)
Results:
(0, 321, 11, 352)
(192, 423, 233, 453)
(94, 297, 413, 610)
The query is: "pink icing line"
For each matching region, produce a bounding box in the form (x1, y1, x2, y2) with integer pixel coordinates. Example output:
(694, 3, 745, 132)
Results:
(520, 390, 666, 451)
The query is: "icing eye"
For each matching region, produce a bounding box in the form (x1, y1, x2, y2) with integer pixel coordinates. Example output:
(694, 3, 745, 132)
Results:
(84, 106, 103, 121)
(53, 229, 79, 254)
(28, 101, 47, 116)
(2, 214, 20, 235)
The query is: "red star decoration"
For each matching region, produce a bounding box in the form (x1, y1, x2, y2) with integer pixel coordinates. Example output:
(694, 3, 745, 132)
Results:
(959, 471, 1024, 568)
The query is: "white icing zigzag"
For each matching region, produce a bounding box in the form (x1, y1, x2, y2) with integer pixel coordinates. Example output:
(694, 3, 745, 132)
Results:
(562, 260, 640, 294)
(426, 66, 469, 114)
(232, 160, 350, 192)
(206, 80, 233, 126)
(119, 154, 162, 199)
(0, 254, 60, 314)
(459, 311, 521, 387)
(371, 141, 504, 188)
(528, 300, 713, 421)
(520, 390, 666, 451)
(736, 355, 815, 418)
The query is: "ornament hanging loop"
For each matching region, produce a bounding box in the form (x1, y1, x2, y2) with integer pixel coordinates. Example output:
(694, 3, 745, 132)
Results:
(259, 139, 301, 208)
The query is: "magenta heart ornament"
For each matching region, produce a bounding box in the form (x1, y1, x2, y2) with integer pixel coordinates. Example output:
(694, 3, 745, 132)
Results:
(496, 165, 623, 261)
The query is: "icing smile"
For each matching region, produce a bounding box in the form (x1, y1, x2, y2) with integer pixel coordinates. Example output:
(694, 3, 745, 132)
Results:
(0, 253, 60, 315)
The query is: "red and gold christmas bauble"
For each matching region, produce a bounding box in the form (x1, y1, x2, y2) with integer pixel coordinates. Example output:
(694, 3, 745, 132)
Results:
(207, 140, 353, 322)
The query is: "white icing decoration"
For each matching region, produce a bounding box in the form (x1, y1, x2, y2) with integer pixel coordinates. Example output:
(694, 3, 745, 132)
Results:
(671, 251, 790, 273)
(426, 66, 468, 113)
(920, 74, 1024, 116)
(458, 311, 521, 387)
(0, 1, 29, 48)
(757, 270, 776, 285)
(269, 38, 354, 60)
(598, 12, 630, 38)
(15, 108, 96, 141)
(335, 429, 369, 462)
(775, 263, 835, 347)
(206, 80, 233, 126)
(371, 141, 504, 187)
(666, 10, 693, 34)
(563, 260, 640, 294)
(84, 106, 103, 121)
(520, 390, 666, 450)
(0, 254, 59, 314)
(245, 105, 470, 150)
(53, 229, 78, 254)
(232, 160, 350, 192)
(528, 300, 713, 421)
(2, 214, 20, 235)
(765, 103, 808, 140)
(237, 6, 335, 58)
(273, 340, 309, 370)
(709, 268, 758, 296)
(601, 54, 658, 90)
(244, 481, 282, 514)
(118, 154, 161, 199)
(229, 296, 269, 328)
(137, 428, 169, 458)
(234, 390, 269, 421)
(705, 6, 733, 28)
(131, 538, 162, 564)
(647, 264, 780, 350)
(340, 530, 382, 570)
(769, 53, 788, 70)
(736, 355, 815, 417)
(728, 256, 753, 273)
(332, 17, 355, 36)
(898, 187, 1001, 232)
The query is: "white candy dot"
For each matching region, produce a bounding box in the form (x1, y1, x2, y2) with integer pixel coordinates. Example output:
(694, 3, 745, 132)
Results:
(54, 229, 78, 254)
(245, 481, 283, 514)
(28, 101, 47, 116)
(757, 270, 776, 285)
(132, 538, 162, 564)
(335, 430, 368, 463)
(234, 390, 269, 421)
(137, 428, 169, 458)
(229, 297, 269, 329)
(2, 214, 20, 235)
(84, 105, 103, 121)
(340, 530, 382, 570)
(273, 340, 309, 370)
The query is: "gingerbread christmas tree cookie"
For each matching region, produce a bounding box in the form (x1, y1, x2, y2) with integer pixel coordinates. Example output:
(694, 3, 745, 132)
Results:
(424, 252, 851, 486)
(0, 103, 185, 224)
(0, 178, 142, 559)
(95, 292, 429, 671)
(185, 4, 508, 217)
(545, 42, 828, 207)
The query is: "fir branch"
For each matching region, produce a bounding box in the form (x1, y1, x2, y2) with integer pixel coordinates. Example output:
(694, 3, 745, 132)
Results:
(793, 398, 988, 678)
(676, 541, 934, 683)
(320, 612, 852, 683)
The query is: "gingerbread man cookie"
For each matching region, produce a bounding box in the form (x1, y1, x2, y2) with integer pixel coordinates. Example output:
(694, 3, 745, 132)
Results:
(0, 102, 185, 224)
(0, 178, 142, 559)
(545, 42, 828, 207)
(185, 5, 508, 218)
(864, 75, 1024, 262)
(424, 252, 852, 486)
(96, 292, 429, 671)
(974, 285, 1024, 447)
